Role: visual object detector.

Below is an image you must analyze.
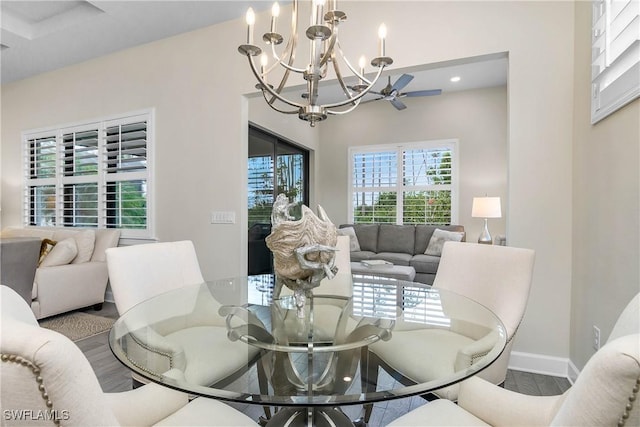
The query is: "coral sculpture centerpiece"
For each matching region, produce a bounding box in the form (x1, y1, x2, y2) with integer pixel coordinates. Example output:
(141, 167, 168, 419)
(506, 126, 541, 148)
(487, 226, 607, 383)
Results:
(266, 194, 338, 316)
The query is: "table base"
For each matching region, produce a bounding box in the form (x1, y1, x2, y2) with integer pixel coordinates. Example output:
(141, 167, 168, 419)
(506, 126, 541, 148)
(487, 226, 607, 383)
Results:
(262, 407, 356, 427)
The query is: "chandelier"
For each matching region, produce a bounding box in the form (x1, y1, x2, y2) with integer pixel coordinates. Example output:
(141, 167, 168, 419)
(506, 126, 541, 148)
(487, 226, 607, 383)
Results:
(238, 0, 393, 127)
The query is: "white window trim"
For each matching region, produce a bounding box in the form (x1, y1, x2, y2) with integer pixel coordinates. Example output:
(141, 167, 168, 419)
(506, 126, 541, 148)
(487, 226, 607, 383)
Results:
(347, 139, 459, 225)
(22, 109, 155, 239)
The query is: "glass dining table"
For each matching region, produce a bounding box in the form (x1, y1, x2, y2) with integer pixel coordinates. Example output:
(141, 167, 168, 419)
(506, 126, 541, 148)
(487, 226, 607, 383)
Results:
(109, 273, 506, 427)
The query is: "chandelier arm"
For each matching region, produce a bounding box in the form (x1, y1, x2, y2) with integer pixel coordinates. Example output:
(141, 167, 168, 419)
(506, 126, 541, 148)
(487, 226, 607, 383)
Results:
(323, 66, 386, 109)
(335, 40, 373, 85)
(329, 51, 356, 104)
(326, 100, 362, 115)
(246, 54, 305, 109)
(260, 90, 299, 115)
(265, 4, 300, 104)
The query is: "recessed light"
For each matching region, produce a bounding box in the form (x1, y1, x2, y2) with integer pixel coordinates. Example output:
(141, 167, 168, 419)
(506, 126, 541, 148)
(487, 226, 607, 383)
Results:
(450, 76, 461, 82)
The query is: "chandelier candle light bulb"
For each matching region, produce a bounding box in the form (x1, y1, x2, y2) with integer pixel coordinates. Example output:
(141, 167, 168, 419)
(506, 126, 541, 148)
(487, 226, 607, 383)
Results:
(270, 3, 279, 33)
(378, 23, 387, 57)
(246, 8, 255, 44)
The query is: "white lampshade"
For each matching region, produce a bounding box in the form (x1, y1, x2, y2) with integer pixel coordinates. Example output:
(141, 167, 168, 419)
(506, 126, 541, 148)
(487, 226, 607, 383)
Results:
(472, 197, 502, 218)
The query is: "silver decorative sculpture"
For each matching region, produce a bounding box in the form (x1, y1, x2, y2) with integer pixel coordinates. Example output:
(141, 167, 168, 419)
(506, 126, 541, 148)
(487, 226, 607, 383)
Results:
(266, 195, 338, 316)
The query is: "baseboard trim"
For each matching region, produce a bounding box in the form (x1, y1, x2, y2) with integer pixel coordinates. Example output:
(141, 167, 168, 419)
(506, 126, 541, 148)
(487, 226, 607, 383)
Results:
(508, 351, 576, 383)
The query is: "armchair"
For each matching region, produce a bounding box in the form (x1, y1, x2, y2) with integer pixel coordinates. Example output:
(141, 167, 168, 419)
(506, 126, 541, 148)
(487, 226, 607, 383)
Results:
(368, 241, 535, 401)
(0, 285, 259, 427)
(105, 241, 260, 387)
(388, 292, 640, 426)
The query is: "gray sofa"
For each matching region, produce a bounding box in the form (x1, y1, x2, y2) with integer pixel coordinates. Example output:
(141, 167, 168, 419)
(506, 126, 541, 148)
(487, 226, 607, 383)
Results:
(339, 224, 465, 285)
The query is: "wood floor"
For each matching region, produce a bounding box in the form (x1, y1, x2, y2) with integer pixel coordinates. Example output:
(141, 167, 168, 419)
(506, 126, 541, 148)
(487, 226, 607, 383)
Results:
(76, 303, 571, 426)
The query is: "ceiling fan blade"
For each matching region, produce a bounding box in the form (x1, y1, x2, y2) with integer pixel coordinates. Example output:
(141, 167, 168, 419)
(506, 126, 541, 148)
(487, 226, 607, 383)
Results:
(404, 89, 443, 97)
(390, 98, 407, 110)
(390, 74, 414, 93)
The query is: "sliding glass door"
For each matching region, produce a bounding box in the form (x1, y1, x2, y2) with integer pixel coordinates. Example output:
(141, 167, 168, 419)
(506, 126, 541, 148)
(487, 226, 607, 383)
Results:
(248, 125, 309, 274)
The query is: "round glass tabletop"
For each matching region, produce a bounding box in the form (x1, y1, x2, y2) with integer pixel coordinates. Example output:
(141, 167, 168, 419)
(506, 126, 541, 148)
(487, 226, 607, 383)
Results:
(109, 274, 506, 409)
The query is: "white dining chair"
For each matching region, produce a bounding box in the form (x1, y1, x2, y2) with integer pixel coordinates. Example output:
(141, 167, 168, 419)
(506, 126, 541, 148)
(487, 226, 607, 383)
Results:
(0, 285, 259, 427)
(106, 240, 260, 387)
(388, 292, 640, 426)
(368, 241, 535, 401)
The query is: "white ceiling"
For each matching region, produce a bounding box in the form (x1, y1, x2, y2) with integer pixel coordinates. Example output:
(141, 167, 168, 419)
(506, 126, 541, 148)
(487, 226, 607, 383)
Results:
(0, 1, 507, 96)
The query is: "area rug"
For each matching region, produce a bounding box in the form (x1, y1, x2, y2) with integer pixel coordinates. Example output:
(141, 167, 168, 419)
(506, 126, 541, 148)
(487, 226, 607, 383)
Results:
(39, 312, 115, 342)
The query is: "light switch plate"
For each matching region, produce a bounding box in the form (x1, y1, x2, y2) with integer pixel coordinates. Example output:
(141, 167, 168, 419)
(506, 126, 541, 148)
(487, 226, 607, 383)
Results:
(210, 211, 236, 224)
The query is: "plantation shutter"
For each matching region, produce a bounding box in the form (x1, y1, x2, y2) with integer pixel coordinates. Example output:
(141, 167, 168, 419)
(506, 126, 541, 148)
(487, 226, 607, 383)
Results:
(352, 151, 398, 223)
(25, 135, 57, 226)
(591, 0, 640, 123)
(103, 119, 149, 231)
(61, 128, 99, 227)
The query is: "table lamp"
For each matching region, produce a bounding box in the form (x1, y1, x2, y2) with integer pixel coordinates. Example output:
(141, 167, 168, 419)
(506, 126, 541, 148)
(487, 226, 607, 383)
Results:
(471, 196, 502, 244)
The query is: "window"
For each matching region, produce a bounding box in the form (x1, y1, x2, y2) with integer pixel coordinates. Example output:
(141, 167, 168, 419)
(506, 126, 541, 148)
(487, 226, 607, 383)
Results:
(591, 0, 639, 123)
(24, 110, 153, 239)
(349, 140, 458, 225)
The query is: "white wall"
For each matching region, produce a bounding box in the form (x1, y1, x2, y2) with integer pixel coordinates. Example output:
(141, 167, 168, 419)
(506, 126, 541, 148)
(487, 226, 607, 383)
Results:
(571, 1, 639, 373)
(1, 1, 576, 367)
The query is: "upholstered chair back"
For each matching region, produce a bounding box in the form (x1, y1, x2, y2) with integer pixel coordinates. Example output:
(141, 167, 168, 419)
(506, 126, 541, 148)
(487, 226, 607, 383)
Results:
(1, 286, 120, 426)
(432, 241, 535, 386)
(551, 333, 639, 426)
(319, 235, 353, 297)
(608, 292, 640, 343)
(106, 240, 205, 315)
(387, 292, 639, 427)
(550, 293, 639, 426)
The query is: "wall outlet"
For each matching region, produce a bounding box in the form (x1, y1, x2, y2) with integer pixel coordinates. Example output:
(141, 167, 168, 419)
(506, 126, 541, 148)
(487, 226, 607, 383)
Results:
(592, 325, 601, 350)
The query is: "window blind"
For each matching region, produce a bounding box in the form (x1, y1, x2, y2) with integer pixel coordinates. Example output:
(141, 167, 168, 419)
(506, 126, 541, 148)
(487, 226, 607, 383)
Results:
(591, 0, 640, 123)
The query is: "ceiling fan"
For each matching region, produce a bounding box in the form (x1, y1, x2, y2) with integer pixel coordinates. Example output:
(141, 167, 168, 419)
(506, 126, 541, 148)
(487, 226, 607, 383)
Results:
(360, 74, 442, 110)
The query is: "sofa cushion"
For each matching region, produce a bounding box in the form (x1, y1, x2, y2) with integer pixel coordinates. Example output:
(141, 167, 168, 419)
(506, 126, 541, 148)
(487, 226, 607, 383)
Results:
(378, 225, 416, 254)
(351, 224, 379, 252)
(425, 229, 465, 256)
(40, 238, 78, 267)
(51, 229, 96, 264)
(350, 251, 376, 262)
(91, 229, 121, 262)
(374, 252, 413, 266)
(337, 227, 361, 252)
(410, 254, 442, 275)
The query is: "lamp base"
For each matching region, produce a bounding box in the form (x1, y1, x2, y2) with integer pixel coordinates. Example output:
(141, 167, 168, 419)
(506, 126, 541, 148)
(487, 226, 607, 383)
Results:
(477, 218, 492, 245)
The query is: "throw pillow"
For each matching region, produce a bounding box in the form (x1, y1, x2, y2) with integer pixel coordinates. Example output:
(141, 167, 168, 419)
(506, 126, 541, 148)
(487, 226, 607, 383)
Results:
(38, 239, 57, 266)
(71, 229, 96, 264)
(40, 238, 78, 267)
(337, 227, 361, 252)
(425, 229, 465, 256)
